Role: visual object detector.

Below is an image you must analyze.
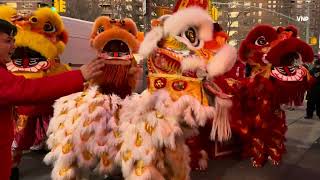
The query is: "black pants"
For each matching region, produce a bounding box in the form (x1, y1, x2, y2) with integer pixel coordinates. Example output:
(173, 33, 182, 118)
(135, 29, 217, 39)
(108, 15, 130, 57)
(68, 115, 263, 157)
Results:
(306, 98, 320, 118)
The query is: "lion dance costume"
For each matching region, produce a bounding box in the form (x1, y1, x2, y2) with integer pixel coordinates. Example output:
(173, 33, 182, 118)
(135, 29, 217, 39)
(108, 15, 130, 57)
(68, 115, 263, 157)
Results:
(229, 24, 314, 167)
(0, 6, 71, 169)
(45, 5, 238, 179)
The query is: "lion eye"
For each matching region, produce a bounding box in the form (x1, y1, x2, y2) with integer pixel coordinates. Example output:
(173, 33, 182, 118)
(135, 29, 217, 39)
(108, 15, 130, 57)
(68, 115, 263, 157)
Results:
(255, 36, 268, 46)
(97, 26, 104, 34)
(43, 22, 55, 33)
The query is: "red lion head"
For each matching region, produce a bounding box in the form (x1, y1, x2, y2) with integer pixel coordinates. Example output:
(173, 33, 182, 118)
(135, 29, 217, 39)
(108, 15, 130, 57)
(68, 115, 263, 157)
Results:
(239, 25, 313, 68)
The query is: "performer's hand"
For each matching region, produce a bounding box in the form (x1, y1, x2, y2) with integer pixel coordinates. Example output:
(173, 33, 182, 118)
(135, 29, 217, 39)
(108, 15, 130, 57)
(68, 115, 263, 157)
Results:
(80, 58, 106, 81)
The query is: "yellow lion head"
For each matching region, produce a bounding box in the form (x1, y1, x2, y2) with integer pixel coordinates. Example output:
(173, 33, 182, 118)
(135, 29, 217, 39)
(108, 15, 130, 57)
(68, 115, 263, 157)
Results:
(0, 6, 68, 73)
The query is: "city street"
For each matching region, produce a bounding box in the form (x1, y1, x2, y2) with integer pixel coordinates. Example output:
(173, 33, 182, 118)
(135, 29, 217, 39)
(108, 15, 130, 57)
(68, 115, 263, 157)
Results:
(20, 105, 320, 180)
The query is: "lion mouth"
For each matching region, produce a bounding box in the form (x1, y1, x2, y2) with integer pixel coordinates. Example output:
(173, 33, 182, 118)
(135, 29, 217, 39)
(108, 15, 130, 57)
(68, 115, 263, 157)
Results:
(7, 47, 49, 72)
(98, 40, 132, 65)
(270, 66, 306, 81)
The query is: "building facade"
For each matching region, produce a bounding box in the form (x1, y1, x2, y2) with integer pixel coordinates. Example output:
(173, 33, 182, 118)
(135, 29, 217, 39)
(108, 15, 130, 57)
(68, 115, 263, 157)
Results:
(212, 0, 320, 52)
(0, 0, 52, 15)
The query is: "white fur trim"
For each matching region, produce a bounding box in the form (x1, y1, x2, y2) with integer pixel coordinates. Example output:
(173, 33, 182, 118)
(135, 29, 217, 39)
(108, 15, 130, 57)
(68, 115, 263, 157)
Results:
(206, 44, 237, 78)
(181, 56, 206, 73)
(210, 97, 232, 142)
(163, 7, 213, 41)
(138, 26, 164, 58)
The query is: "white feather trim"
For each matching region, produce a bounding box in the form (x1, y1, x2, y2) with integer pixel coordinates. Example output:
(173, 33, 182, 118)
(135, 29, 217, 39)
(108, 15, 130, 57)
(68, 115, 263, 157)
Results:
(163, 7, 213, 41)
(206, 44, 237, 78)
(180, 56, 206, 73)
(138, 26, 164, 58)
(210, 97, 232, 142)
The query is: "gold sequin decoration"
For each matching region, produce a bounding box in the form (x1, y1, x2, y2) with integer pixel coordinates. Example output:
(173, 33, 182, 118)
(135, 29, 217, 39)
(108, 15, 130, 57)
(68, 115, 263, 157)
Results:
(82, 150, 92, 160)
(62, 143, 73, 154)
(145, 122, 155, 135)
(72, 113, 81, 124)
(113, 130, 120, 138)
(65, 130, 73, 136)
(58, 123, 64, 129)
(155, 111, 164, 119)
(116, 142, 123, 150)
(60, 109, 68, 115)
(16, 115, 28, 131)
(101, 152, 110, 166)
(80, 131, 92, 142)
(83, 118, 92, 127)
(88, 103, 97, 113)
(122, 150, 132, 162)
(74, 97, 84, 107)
(135, 160, 145, 176)
(135, 132, 143, 147)
(59, 167, 70, 176)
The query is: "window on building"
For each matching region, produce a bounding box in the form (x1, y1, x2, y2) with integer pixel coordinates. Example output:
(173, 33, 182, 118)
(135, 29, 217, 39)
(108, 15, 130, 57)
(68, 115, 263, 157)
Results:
(258, 19, 262, 23)
(258, 11, 262, 16)
(5, 2, 17, 8)
(229, 31, 237, 36)
(231, 21, 239, 27)
(244, 2, 251, 6)
(229, 40, 238, 46)
(259, 3, 262, 8)
(230, 12, 240, 18)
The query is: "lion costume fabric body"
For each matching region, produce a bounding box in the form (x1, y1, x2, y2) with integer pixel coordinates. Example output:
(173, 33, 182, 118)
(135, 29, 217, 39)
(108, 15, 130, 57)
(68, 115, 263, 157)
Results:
(44, 16, 141, 180)
(228, 24, 314, 167)
(44, 6, 238, 180)
(0, 6, 71, 166)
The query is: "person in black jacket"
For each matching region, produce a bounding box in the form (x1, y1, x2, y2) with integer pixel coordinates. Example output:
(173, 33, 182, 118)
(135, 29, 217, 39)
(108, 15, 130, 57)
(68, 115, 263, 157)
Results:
(305, 56, 320, 119)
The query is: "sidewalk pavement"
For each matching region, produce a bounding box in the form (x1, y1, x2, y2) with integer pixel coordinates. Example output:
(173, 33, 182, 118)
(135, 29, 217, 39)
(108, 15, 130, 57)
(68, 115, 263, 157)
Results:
(20, 106, 320, 180)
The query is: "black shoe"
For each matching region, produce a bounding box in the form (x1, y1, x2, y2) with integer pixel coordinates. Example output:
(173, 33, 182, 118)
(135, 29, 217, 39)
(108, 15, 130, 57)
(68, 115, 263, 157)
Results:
(10, 167, 19, 180)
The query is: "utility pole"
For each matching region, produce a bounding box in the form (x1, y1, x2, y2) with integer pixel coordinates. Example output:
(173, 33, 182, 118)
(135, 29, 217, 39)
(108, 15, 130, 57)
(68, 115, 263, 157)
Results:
(306, 0, 311, 43)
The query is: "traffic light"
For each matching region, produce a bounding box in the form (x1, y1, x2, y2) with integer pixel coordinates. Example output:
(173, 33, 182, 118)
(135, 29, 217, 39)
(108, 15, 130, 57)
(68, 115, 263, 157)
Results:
(53, 0, 59, 11)
(211, 6, 219, 21)
(59, 0, 66, 13)
(310, 36, 317, 45)
(52, 0, 66, 13)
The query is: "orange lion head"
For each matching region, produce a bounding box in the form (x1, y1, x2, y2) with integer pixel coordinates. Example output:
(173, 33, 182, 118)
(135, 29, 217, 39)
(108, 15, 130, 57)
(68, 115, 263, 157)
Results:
(89, 16, 141, 98)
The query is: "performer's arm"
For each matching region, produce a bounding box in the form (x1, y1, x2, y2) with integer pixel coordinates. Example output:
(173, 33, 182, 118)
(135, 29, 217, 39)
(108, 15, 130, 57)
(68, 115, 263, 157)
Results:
(0, 68, 84, 106)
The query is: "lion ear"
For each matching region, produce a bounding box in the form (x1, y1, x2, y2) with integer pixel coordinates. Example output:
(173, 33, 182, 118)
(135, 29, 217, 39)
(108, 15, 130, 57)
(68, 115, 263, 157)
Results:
(136, 31, 144, 43)
(58, 30, 68, 44)
(276, 26, 285, 34)
(238, 40, 250, 62)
